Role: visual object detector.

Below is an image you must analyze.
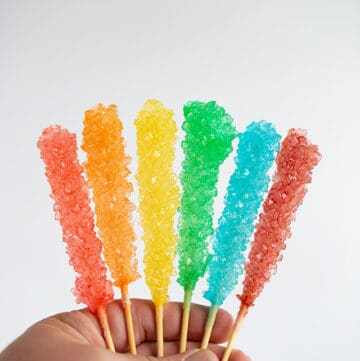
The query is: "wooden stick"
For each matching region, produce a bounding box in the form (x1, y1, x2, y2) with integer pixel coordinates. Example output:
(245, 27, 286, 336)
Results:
(179, 289, 192, 352)
(121, 285, 137, 355)
(221, 303, 249, 361)
(200, 304, 219, 349)
(98, 305, 115, 352)
(155, 304, 164, 356)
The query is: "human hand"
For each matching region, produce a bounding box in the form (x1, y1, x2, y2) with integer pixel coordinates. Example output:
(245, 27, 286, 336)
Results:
(0, 299, 250, 361)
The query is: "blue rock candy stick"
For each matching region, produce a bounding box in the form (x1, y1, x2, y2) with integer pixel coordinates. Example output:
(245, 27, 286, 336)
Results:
(203, 121, 281, 306)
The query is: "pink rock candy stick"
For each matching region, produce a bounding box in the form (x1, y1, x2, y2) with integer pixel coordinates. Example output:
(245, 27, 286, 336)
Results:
(37, 125, 115, 350)
(222, 129, 321, 361)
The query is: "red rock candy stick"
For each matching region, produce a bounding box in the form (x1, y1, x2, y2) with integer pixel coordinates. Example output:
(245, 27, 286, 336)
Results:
(222, 129, 321, 361)
(37, 125, 115, 351)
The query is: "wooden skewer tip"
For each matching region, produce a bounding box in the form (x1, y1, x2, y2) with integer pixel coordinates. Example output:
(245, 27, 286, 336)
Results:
(98, 305, 115, 352)
(121, 285, 137, 355)
(155, 304, 164, 357)
(201, 304, 219, 349)
(179, 289, 192, 353)
(221, 303, 249, 361)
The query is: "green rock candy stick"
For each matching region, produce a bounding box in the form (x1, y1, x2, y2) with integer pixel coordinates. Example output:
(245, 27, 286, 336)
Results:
(177, 101, 236, 351)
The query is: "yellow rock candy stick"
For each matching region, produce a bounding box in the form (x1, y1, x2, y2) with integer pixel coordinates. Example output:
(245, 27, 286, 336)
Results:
(82, 104, 139, 354)
(135, 99, 180, 356)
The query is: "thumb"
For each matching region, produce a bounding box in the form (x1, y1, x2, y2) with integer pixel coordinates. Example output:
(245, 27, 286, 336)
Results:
(106, 349, 218, 361)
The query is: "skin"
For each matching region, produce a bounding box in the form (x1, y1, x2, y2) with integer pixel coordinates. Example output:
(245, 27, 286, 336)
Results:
(0, 299, 250, 361)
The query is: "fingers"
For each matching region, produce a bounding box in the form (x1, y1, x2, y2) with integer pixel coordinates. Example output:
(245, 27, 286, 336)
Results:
(136, 342, 251, 361)
(96, 346, 250, 361)
(54, 310, 105, 347)
(101, 299, 234, 351)
(94, 348, 218, 361)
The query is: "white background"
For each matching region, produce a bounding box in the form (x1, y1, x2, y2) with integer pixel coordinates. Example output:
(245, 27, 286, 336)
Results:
(0, 1, 359, 360)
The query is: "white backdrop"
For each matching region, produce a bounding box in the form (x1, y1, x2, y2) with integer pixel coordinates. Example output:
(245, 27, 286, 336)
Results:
(0, 1, 359, 360)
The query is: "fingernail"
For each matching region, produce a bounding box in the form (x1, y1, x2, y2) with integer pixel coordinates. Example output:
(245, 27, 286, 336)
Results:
(240, 351, 252, 361)
(184, 350, 217, 361)
(244, 353, 252, 361)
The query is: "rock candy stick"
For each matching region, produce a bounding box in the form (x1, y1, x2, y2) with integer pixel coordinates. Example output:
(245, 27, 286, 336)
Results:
(222, 129, 321, 361)
(135, 99, 180, 357)
(37, 126, 115, 351)
(201, 121, 281, 349)
(82, 104, 139, 355)
(177, 101, 236, 352)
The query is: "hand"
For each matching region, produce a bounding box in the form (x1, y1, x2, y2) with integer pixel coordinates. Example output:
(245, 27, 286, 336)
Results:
(0, 299, 250, 361)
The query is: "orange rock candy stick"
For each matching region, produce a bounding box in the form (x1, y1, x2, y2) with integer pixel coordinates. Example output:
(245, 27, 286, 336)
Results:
(82, 104, 139, 354)
(37, 125, 115, 351)
(222, 129, 321, 361)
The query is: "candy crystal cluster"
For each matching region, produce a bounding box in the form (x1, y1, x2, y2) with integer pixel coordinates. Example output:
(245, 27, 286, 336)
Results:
(204, 121, 281, 306)
(37, 126, 114, 312)
(135, 99, 180, 306)
(177, 101, 237, 291)
(82, 104, 139, 288)
(239, 129, 321, 307)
